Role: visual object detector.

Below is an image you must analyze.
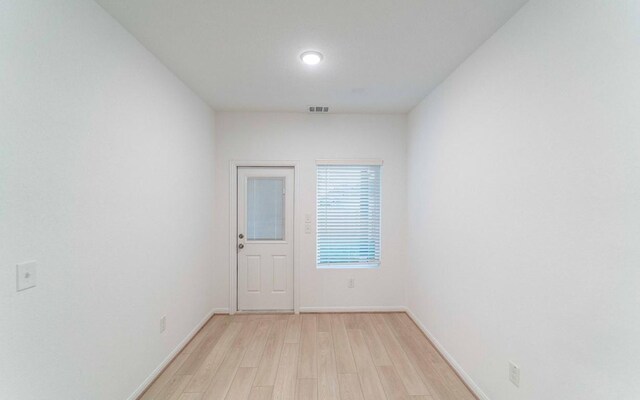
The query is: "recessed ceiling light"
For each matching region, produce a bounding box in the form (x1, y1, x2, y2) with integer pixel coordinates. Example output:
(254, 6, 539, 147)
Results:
(300, 51, 323, 65)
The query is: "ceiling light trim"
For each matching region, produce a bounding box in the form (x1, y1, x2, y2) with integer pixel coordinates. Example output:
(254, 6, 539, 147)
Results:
(300, 50, 324, 65)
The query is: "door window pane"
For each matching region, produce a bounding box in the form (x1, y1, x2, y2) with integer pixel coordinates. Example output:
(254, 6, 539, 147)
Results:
(247, 177, 285, 240)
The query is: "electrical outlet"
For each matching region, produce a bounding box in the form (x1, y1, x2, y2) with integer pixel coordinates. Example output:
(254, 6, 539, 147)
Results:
(348, 278, 355, 288)
(160, 316, 166, 333)
(509, 361, 520, 387)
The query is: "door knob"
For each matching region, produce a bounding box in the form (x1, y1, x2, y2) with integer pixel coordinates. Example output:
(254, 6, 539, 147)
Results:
(238, 243, 244, 249)
(239, 233, 244, 239)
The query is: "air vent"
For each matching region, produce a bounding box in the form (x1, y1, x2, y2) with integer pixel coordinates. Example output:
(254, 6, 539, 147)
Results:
(308, 106, 329, 113)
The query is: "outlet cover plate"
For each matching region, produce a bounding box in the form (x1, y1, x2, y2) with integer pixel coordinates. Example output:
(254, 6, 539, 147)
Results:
(17, 261, 37, 292)
(509, 361, 520, 387)
(160, 316, 166, 333)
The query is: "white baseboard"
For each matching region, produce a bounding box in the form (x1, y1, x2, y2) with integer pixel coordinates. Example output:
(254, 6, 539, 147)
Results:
(404, 309, 490, 400)
(300, 305, 407, 313)
(126, 309, 216, 400)
(212, 307, 230, 314)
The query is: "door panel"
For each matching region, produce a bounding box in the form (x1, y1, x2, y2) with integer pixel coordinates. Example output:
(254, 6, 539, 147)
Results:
(237, 167, 294, 311)
(246, 256, 261, 292)
(272, 255, 287, 292)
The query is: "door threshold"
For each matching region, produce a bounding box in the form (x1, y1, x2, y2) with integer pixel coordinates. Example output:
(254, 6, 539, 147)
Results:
(235, 310, 294, 314)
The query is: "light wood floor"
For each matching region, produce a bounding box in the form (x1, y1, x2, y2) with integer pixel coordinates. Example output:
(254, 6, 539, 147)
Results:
(139, 313, 476, 400)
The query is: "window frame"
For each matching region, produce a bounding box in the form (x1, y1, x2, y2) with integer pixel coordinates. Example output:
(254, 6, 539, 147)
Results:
(315, 160, 383, 269)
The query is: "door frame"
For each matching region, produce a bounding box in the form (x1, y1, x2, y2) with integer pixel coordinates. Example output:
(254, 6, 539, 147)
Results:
(228, 160, 300, 315)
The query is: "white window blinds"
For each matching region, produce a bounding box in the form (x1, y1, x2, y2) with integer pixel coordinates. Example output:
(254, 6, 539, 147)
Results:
(316, 164, 381, 268)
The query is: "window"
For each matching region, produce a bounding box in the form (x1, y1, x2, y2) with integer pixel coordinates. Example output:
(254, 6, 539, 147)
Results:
(246, 177, 285, 240)
(316, 162, 381, 268)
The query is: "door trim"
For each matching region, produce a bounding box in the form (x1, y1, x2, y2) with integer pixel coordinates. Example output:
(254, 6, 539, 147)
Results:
(228, 160, 300, 315)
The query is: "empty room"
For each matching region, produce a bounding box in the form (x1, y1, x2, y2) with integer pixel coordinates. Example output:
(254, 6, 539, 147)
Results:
(2, 0, 638, 399)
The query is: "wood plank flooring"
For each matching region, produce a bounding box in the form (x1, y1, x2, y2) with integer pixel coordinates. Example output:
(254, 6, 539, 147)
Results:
(140, 313, 476, 400)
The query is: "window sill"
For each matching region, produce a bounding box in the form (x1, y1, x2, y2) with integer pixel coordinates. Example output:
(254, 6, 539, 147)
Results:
(317, 263, 380, 270)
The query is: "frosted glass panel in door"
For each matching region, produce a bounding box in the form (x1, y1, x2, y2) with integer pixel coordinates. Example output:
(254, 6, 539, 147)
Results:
(247, 177, 285, 240)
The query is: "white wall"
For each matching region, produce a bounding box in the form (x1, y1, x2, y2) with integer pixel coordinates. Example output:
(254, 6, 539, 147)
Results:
(213, 112, 407, 312)
(0, 1, 216, 399)
(406, 0, 640, 399)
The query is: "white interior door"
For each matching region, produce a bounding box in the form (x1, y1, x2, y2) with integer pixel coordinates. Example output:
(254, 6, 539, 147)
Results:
(237, 167, 294, 311)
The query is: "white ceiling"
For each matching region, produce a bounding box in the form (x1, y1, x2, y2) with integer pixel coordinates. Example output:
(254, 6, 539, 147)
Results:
(96, 0, 528, 113)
